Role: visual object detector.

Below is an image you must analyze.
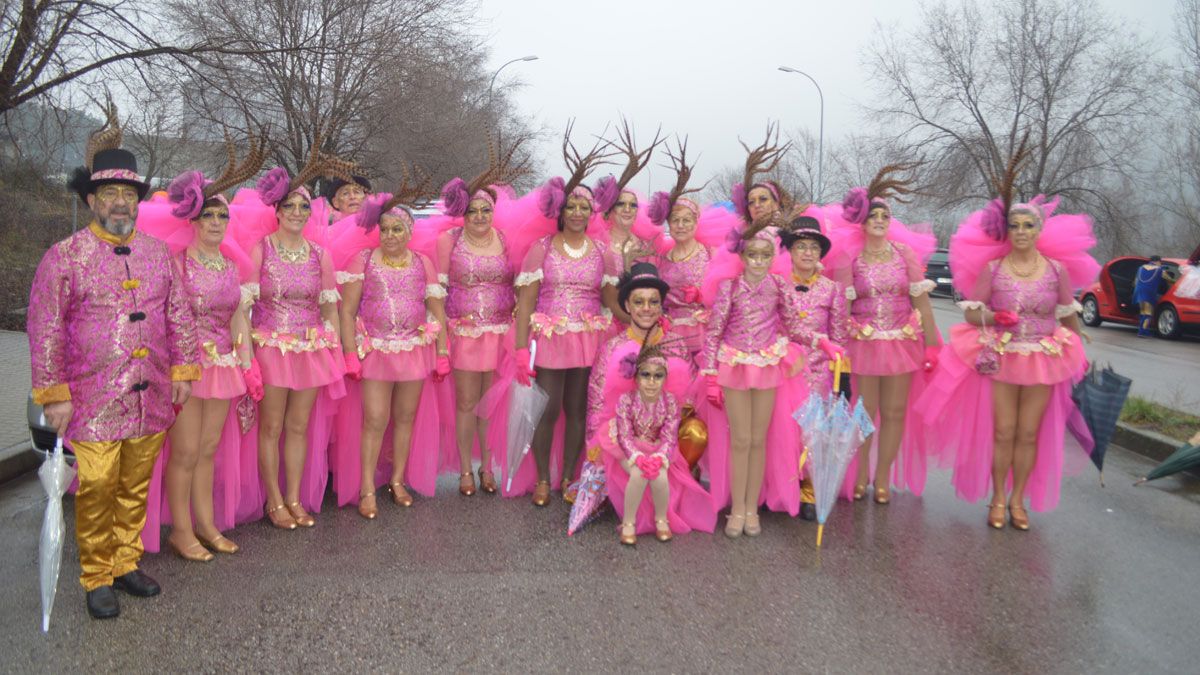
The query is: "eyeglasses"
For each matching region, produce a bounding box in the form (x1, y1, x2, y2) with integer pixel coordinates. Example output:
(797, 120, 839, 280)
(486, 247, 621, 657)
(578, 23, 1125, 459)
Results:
(96, 185, 139, 203)
(792, 243, 822, 253)
(637, 370, 666, 381)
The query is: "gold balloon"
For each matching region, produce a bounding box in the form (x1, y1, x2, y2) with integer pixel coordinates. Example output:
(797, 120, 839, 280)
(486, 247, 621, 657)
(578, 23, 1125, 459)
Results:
(678, 405, 708, 469)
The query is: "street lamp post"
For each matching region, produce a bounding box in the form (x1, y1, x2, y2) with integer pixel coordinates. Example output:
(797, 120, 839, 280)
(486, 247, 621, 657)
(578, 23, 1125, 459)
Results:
(488, 55, 539, 103)
(778, 66, 825, 201)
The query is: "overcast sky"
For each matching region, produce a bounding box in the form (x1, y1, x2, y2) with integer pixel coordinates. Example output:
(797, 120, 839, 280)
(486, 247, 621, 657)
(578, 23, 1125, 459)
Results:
(478, 0, 1176, 194)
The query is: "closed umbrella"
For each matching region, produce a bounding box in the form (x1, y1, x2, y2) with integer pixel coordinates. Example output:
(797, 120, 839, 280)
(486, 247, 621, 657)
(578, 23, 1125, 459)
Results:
(38, 438, 75, 632)
(1071, 363, 1132, 485)
(505, 341, 549, 491)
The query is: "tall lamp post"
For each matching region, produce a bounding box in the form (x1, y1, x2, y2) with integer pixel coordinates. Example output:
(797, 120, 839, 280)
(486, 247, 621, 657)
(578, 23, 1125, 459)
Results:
(489, 55, 539, 103)
(778, 66, 825, 201)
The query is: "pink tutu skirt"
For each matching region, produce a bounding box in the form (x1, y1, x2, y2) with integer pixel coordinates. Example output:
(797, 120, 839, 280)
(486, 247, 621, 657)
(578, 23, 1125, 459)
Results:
(534, 329, 604, 370)
(847, 336, 923, 376)
(193, 363, 246, 400)
(362, 345, 434, 382)
(597, 430, 717, 535)
(916, 331, 1093, 512)
(257, 345, 343, 390)
(946, 324, 1086, 386)
(717, 361, 783, 390)
(450, 329, 508, 371)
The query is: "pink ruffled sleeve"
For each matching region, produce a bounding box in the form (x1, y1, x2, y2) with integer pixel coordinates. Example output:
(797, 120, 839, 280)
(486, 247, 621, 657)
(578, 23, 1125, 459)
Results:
(319, 248, 337, 293)
(701, 279, 733, 374)
(516, 237, 547, 287)
(967, 260, 997, 306)
(435, 229, 456, 286)
(165, 251, 200, 380)
(417, 252, 445, 299)
(599, 240, 620, 287)
(615, 392, 640, 460)
(346, 248, 369, 276)
(1054, 260, 1074, 306)
(653, 393, 680, 460)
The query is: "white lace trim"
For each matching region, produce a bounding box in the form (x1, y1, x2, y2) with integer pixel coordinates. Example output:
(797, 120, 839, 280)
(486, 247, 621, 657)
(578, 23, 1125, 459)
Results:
(425, 284, 447, 299)
(514, 269, 544, 287)
(336, 271, 365, 285)
(602, 274, 620, 288)
(318, 289, 342, 305)
(909, 279, 936, 297)
(450, 322, 511, 339)
(957, 300, 986, 311)
(845, 287, 858, 301)
(437, 273, 449, 286)
(717, 336, 789, 368)
(240, 283, 259, 308)
(1055, 301, 1083, 319)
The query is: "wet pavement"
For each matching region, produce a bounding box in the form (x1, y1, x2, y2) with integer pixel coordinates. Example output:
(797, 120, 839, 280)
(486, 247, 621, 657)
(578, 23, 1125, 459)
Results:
(1, 443, 1197, 673)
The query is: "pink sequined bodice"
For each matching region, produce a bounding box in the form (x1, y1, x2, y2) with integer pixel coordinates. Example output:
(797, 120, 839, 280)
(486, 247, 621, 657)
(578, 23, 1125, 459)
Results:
(254, 239, 324, 333)
(446, 229, 514, 326)
(988, 261, 1064, 343)
(183, 255, 240, 355)
(702, 273, 808, 371)
(659, 246, 710, 322)
(851, 247, 914, 331)
(358, 251, 430, 340)
(536, 237, 608, 317)
(615, 390, 680, 460)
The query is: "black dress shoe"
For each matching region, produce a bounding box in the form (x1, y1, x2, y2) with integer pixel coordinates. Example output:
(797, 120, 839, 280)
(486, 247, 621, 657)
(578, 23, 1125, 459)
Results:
(800, 502, 817, 522)
(113, 570, 161, 597)
(86, 586, 120, 619)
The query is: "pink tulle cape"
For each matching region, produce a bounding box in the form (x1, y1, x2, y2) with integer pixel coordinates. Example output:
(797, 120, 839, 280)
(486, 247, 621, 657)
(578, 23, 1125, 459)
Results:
(823, 203, 937, 280)
(136, 193, 254, 281)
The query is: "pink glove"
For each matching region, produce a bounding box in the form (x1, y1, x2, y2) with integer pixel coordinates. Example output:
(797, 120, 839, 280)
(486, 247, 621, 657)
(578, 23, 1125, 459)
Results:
(514, 347, 536, 387)
(705, 374, 724, 408)
(434, 355, 451, 382)
(817, 337, 845, 361)
(923, 345, 940, 372)
(635, 454, 664, 480)
(681, 285, 701, 304)
(993, 310, 1019, 327)
(344, 351, 363, 381)
(242, 357, 264, 402)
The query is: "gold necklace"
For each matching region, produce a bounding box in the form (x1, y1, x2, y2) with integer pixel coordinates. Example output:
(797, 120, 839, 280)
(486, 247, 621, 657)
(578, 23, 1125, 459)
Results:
(379, 251, 411, 269)
(275, 237, 309, 264)
(669, 241, 698, 263)
(196, 250, 228, 271)
(863, 245, 892, 263)
(464, 227, 494, 250)
(1007, 254, 1042, 279)
(561, 236, 589, 259)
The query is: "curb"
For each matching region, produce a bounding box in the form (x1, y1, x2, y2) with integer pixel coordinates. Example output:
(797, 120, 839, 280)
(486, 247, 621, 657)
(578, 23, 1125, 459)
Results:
(0, 440, 38, 486)
(1114, 421, 1188, 465)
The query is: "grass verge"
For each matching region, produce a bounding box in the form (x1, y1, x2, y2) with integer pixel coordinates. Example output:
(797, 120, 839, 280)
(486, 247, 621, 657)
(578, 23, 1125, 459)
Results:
(1120, 396, 1200, 444)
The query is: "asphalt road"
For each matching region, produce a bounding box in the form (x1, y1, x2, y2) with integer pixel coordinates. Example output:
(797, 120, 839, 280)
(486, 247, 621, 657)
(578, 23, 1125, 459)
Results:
(2, 444, 1197, 673)
(929, 297, 1200, 411)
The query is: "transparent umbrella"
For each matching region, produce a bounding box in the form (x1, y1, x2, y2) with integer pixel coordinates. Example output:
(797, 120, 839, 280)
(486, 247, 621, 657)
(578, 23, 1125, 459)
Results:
(38, 437, 75, 632)
(506, 341, 549, 491)
(793, 359, 875, 548)
(567, 461, 608, 535)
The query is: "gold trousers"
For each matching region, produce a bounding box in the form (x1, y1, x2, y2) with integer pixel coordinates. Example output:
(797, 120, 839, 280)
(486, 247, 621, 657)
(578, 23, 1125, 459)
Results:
(800, 476, 815, 505)
(71, 432, 166, 591)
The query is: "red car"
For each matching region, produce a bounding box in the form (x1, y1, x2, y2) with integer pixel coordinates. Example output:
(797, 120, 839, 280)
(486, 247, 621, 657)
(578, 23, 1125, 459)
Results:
(1079, 244, 1200, 339)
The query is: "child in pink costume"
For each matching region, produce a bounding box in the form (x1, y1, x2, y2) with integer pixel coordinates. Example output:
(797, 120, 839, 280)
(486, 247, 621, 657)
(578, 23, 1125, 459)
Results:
(918, 192, 1098, 528)
(332, 193, 448, 519)
(595, 341, 717, 545)
(825, 168, 940, 505)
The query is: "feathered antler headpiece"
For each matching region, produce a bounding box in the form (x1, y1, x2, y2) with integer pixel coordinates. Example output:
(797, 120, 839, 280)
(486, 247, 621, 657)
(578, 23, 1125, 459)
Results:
(441, 133, 530, 217)
(841, 161, 921, 225)
(979, 133, 1034, 240)
(617, 333, 687, 380)
(358, 163, 435, 232)
(594, 119, 663, 214)
(167, 125, 269, 220)
(648, 136, 709, 227)
(537, 119, 614, 219)
(84, 99, 123, 170)
(256, 132, 357, 207)
(731, 122, 792, 220)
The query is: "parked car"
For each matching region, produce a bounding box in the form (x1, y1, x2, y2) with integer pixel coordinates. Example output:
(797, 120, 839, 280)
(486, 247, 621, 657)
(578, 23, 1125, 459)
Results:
(1079, 244, 1200, 339)
(925, 248, 956, 298)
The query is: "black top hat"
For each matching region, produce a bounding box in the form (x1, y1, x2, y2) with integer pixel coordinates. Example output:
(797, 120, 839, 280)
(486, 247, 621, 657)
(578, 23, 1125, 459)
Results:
(322, 175, 372, 202)
(66, 148, 150, 205)
(779, 215, 831, 258)
(618, 261, 671, 310)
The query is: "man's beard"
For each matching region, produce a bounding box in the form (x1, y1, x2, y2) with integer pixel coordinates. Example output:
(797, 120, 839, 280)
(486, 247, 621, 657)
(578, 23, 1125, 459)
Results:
(99, 212, 134, 237)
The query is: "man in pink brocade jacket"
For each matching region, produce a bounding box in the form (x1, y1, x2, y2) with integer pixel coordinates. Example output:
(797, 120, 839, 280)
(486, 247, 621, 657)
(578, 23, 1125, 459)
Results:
(27, 146, 199, 620)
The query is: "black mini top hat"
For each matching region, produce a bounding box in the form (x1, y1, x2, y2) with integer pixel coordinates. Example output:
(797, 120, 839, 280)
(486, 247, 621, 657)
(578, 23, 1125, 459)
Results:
(322, 175, 372, 202)
(66, 103, 149, 205)
(779, 215, 831, 258)
(618, 261, 671, 311)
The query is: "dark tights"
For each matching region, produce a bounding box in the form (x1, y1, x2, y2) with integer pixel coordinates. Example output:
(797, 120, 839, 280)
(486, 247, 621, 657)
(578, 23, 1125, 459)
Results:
(530, 367, 590, 484)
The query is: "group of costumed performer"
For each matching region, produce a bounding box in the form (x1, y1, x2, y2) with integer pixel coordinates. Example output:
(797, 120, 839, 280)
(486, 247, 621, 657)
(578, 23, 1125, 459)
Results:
(133, 131, 271, 561)
(824, 164, 941, 505)
(696, 128, 846, 538)
(28, 110, 200, 618)
(916, 142, 1098, 530)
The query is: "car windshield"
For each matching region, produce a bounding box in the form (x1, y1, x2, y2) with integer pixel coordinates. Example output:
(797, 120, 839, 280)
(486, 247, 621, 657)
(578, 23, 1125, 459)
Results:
(929, 252, 948, 264)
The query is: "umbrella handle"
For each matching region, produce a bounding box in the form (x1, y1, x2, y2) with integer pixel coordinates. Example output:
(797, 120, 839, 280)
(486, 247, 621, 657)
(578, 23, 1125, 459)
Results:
(798, 447, 809, 477)
(528, 339, 538, 371)
(832, 356, 843, 394)
(816, 523, 824, 548)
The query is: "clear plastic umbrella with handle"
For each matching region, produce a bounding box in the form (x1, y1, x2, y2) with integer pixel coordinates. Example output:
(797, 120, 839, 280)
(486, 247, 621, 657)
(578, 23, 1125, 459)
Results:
(506, 341, 549, 491)
(793, 358, 875, 548)
(39, 437, 75, 632)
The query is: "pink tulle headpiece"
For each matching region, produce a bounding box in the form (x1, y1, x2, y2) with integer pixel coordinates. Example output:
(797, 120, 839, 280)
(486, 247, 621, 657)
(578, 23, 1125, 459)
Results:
(440, 177, 469, 217)
(537, 177, 566, 219)
(593, 176, 620, 214)
(1010, 196, 1048, 225)
(167, 170, 209, 220)
(841, 186, 870, 225)
(647, 191, 671, 226)
(256, 166, 292, 207)
(384, 205, 414, 227)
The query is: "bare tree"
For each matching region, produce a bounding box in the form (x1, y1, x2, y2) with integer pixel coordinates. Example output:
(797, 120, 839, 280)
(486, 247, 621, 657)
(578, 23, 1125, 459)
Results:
(865, 0, 1161, 257)
(1157, 0, 1200, 252)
